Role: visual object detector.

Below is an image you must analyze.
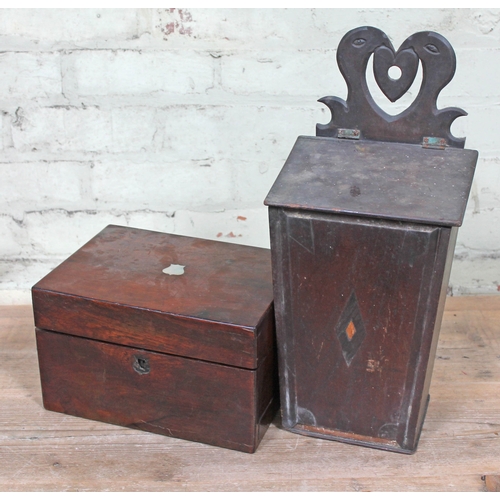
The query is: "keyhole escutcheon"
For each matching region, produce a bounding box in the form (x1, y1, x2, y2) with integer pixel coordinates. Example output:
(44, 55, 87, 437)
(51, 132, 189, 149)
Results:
(133, 355, 150, 375)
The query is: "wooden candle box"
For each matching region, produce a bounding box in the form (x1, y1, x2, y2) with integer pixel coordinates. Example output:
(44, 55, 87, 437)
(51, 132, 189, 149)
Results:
(264, 27, 478, 453)
(265, 137, 477, 453)
(32, 225, 278, 453)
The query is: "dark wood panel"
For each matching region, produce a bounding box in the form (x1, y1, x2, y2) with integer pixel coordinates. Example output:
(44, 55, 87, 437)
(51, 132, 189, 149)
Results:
(265, 137, 477, 227)
(36, 328, 276, 453)
(270, 208, 454, 452)
(33, 290, 264, 369)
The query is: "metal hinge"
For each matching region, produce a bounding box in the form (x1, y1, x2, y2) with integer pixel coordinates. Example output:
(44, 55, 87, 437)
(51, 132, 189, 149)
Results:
(337, 128, 361, 140)
(422, 137, 447, 150)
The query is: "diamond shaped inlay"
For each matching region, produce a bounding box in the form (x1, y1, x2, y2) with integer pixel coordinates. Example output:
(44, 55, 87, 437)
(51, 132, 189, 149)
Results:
(335, 291, 367, 366)
(346, 320, 356, 341)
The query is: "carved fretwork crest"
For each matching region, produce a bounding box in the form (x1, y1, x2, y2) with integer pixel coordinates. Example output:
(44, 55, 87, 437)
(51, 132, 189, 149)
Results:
(316, 26, 466, 148)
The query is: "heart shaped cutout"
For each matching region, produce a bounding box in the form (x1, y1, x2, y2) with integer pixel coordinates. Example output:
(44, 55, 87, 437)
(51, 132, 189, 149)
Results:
(373, 46, 418, 103)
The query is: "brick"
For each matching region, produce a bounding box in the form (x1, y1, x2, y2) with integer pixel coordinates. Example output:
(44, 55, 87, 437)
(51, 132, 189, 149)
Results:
(0, 214, 24, 258)
(0, 258, 61, 293)
(457, 207, 500, 253)
(0, 52, 61, 99)
(11, 105, 158, 153)
(11, 106, 97, 152)
(449, 256, 500, 295)
(69, 50, 214, 96)
(0, 162, 89, 208)
(91, 159, 233, 211)
(230, 159, 283, 207)
(0, 9, 142, 43)
(160, 104, 325, 162)
(470, 158, 500, 209)
(150, 9, 380, 48)
(173, 208, 270, 249)
(110, 107, 159, 152)
(220, 50, 341, 97)
(152, 9, 497, 50)
(122, 211, 177, 235)
(20, 209, 176, 257)
(453, 103, 500, 154)
(448, 48, 500, 99)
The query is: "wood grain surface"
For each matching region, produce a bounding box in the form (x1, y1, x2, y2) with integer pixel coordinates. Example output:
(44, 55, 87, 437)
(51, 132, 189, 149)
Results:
(1, 298, 500, 491)
(268, 208, 455, 453)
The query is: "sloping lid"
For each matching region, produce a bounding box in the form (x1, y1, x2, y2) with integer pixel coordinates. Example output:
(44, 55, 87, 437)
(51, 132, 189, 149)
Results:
(32, 225, 274, 369)
(265, 136, 478, 227)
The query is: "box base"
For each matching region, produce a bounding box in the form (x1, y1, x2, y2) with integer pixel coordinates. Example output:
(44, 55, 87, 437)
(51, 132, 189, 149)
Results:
(281, 395, 430, 455)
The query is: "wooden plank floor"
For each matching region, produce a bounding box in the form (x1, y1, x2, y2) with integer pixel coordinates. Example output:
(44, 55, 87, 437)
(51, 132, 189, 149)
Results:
(1, 297, 500, 492)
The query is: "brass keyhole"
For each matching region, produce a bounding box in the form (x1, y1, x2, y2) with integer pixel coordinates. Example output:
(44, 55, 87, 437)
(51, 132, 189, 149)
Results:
(133, 356, 150, 375)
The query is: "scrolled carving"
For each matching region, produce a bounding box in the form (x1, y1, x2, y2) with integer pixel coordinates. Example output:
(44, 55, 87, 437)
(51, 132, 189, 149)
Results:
(316, 26, 466, 148)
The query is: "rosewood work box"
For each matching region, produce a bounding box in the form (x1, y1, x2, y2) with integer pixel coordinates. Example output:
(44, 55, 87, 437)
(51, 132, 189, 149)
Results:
(32, 225, 278, 453)
(265, 27, 478, 453)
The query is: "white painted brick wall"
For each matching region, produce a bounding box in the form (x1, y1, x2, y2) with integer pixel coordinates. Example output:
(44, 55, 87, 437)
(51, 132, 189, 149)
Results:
(91, 159, 234, 210)
(1, 8, 500, 304)
(0, 9, 144, 44)
(70, 50, 215, 96)
(1, 161, 88, 210)
(0, 52, 62, 98)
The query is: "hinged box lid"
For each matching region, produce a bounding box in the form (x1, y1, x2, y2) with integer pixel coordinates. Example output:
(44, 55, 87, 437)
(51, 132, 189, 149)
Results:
(264, 136, 477, 227)
(32, 225, 274, 369)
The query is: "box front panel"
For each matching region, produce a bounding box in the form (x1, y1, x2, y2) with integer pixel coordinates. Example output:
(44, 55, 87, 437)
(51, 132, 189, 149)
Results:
(36, 328, 260, 453)
(270, 208, 447, 451)
(33, 293, 261, 369)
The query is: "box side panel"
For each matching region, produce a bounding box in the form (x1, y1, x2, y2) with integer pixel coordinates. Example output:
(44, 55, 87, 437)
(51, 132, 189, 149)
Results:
(36, 328, 258, 453)
(268, 207, 299, 428)
(255, 303, 276, 367)
(254, 312, 280, 447)
(272, 209, 444, 452)
(32, 292, 259, 369)
(403, 226, 457, 448)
